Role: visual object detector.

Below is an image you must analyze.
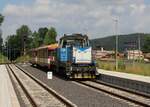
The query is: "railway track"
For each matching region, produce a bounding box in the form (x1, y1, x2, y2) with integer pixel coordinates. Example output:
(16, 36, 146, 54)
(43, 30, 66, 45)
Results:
(6, 64, 76, 107)
(75, 80, 150, 107)
(20, 63, 139, 107)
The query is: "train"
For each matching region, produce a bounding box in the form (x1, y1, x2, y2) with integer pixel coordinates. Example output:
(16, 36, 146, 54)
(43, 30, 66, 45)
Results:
(29, 33, 99, 79)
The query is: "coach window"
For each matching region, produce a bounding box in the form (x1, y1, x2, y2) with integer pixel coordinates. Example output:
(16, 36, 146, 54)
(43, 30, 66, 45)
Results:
(48, 50, 51, 56)
(40, 50, 42, 58)
(45, 49, 47, 58)
(52, 50, 56, 58)
(43, 49, 45, 58)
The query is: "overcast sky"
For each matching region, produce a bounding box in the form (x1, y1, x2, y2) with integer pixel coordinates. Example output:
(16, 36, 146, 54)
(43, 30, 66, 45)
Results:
(1, 0, 150, 40)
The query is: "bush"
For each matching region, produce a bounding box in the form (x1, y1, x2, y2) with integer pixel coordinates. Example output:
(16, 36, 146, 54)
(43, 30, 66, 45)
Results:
(0, 53, 9, 63)
(15, 55, 30, 63)
(118, 61, 126, 70)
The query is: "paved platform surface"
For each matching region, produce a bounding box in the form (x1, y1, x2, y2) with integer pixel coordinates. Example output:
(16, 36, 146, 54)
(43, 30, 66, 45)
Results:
(98, 69, 150, 83)
(0, 65, 20, 107)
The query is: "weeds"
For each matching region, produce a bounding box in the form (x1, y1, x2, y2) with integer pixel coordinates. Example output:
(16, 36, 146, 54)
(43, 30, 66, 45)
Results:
(97, 60, 150, 76)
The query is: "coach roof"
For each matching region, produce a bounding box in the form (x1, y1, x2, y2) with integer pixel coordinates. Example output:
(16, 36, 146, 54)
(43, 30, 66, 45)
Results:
(35, 43, 58, 50)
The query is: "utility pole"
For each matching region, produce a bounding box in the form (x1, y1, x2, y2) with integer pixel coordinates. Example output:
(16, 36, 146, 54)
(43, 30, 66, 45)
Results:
(0, 28, 2, 64)
(1, 46, 3, 63)
(7, 43, 9, 62)
(23, 33, 26, 64)
(8, 47, 11, 62)
(2, 44, 4, 63)
(113, 19, 118, 71)
(138, 35, 141, 61)
(7, 43, 9, 60)
(23, 33, 27, 56)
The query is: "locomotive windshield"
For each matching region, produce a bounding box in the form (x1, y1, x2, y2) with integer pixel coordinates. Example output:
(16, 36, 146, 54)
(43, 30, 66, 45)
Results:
(61, 38, 89, 48)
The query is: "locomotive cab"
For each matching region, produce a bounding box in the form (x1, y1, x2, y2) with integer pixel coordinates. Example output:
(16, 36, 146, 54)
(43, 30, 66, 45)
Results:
(57, 34, 98, 79)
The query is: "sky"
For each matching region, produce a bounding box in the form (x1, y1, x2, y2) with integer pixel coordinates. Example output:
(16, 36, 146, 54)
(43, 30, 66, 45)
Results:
(1, 0, 150, 40)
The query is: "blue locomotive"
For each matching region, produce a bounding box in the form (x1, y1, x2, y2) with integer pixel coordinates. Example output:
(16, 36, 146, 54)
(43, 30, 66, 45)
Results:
(56, 34, 99, 79)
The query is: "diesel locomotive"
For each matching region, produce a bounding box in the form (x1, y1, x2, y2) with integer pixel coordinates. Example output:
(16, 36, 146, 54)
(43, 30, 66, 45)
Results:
(29, 33, 99, 79)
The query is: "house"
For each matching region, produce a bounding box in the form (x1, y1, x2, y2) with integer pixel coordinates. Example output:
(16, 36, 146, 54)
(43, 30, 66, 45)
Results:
(92, 47, 114, 59)
(124, 50, 144, 60)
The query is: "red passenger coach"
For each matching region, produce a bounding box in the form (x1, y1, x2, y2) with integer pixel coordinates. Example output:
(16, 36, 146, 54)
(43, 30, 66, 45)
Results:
(30, 43, 58, 70)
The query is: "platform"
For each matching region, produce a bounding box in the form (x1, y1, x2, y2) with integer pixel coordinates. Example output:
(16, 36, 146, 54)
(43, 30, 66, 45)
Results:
(98, 69, 150, 83)
(0, 65, 20, 107)
(98, 69, 150, 94)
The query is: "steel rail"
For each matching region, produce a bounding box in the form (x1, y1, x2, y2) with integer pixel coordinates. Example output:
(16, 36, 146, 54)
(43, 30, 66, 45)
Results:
(93, 80, 150, 98)
(76, 80, 150, 107)
(15, 64, 77, 107)
(6, 64, 38, 107)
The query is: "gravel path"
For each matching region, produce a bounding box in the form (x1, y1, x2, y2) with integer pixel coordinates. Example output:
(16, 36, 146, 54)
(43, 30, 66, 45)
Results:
(19, 63, 139, 107)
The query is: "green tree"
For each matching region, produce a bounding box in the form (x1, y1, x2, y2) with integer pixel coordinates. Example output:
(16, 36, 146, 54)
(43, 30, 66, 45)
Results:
(0, 14, 4, 26)
(0, 14, 4, 52)
(38, 27, 48, 45)
(43, 33, 50, 45)
(0, 29, 3, 52)
(44, 27, 57, 45)
(30, 31, 40, 48)
(5, 25, 32, 60)
(143, 36, 150, 53)
(16, 25, 32, 55)
(6, 35, 19, 60)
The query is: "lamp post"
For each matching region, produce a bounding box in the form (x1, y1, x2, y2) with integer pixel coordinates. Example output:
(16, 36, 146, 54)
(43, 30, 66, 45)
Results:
(2, 44, 4, 63)
(113, 19, 118, 71)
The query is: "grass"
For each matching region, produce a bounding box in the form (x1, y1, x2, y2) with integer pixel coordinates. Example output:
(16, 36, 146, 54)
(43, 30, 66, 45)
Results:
(0, 53, 9, 64)
(15, 55, 30, 63)
(97, 60, 150, 76)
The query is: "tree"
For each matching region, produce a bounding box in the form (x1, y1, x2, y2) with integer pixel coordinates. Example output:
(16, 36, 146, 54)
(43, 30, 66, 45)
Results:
(44, 27, 57, 45)
(0, 14, 4, 26)
(30, 31, 40, 48)
(43, 33, 50, 45)
(5, 25, 32, 60)
(38, 27, 48, 45)
(143, 36, 150, 53)
(6, 35, 20, 60)
(0, 29, 3, 52)
(16, 25, 32, 55)
(0, 14, 4, 52)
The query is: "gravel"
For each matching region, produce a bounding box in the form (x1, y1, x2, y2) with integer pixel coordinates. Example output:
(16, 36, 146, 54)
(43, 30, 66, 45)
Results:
(11, 64, 65, 107)
(18, 63, 139, 107)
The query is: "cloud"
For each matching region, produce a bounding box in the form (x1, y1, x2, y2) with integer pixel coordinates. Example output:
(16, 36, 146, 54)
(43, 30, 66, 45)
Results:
(1, 0, 150, 40)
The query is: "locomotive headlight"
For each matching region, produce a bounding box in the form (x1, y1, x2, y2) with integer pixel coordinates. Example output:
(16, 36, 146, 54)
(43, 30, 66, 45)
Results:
(96, 67, 99, 75)
(73, 47, 77, 51)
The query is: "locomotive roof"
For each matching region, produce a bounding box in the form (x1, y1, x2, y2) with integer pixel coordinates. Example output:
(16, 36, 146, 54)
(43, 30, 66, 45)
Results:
(60, 34, 88, 40)
(35, 43, 58, 50)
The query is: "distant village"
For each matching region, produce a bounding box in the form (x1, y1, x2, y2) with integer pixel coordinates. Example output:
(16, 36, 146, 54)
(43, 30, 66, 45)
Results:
(92, 47, 150, 62)
(91, 33, 150, 62)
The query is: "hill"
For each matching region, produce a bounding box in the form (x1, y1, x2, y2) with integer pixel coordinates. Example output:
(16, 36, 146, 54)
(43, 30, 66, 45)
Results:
(90, 33, 150, 52)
